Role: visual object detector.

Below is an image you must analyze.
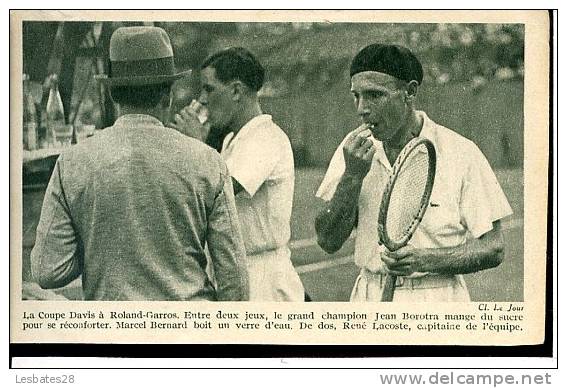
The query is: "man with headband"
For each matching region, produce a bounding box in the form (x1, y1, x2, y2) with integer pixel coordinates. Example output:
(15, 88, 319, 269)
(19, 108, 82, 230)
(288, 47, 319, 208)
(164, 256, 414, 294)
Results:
(315, 44, 513, 302)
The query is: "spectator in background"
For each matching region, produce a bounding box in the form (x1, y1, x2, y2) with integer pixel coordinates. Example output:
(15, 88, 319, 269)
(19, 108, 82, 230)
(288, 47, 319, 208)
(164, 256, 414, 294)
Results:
(31, 27, 248, 301)
(173, 47, 305, 301)
(315, 44, 512, 302)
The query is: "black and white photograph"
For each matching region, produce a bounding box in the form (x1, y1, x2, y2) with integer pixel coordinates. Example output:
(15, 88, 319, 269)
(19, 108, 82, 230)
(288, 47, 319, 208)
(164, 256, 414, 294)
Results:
(19, 18, 525, 302)
(10, 10, 551, 354)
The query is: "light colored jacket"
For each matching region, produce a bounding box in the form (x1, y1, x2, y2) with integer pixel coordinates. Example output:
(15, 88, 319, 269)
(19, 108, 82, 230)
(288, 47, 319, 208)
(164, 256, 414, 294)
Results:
(31, 114, 248, 301)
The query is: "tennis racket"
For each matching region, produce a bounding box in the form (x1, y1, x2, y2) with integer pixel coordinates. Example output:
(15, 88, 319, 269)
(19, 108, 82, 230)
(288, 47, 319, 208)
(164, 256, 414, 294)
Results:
(377, 136, 437, 302)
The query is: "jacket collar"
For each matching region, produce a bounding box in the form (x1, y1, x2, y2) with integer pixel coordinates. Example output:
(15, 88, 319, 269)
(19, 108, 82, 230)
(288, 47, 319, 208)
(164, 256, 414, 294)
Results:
(114, 114, 165, 128)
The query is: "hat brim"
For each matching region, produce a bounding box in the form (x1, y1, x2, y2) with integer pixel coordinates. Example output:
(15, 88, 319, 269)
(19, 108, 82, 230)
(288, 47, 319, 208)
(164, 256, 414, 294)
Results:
(95, 69, 192, 86)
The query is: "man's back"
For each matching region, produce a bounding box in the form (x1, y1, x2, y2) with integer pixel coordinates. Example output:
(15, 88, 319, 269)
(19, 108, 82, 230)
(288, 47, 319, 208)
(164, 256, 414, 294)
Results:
(32, 114, 247, 301)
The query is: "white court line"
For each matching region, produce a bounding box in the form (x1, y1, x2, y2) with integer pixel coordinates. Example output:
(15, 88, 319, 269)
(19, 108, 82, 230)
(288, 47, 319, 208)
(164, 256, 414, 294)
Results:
(294, 217, 523, 274)
(296, 255, 354, 274)
(289, 238, 318, 250)
(290, 230, 358, 249)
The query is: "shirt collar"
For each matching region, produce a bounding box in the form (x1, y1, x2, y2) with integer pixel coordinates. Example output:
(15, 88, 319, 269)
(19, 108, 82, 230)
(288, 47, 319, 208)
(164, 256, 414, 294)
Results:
(223, 114, 272, 151)
(373, 110, 436, 170)
(114, 114, 164, 128)
(417, 110, 436, 141)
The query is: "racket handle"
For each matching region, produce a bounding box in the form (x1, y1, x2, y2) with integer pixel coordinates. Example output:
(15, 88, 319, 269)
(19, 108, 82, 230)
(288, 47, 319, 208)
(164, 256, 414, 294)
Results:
(381, 274, 397, 302)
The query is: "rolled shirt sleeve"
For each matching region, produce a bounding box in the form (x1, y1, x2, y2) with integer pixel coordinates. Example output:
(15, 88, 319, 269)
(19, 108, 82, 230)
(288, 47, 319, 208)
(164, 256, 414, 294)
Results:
(30, 158, 83, 289)
(315, 134, 349, 201)
(459, 145, 513, 238)
(224, 131, 281, 198)
(206, 164, 249, 301)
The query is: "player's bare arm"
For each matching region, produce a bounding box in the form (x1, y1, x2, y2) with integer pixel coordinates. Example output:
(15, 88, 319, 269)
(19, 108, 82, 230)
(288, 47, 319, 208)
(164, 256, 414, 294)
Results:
(381, 220, 504, 276)
(315, 125, 376, 253)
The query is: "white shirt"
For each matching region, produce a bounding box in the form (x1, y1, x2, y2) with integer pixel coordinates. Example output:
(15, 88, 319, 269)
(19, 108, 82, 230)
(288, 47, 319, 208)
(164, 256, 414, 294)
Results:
(316, 111, 513, 274)
(221, 114, 295, 256)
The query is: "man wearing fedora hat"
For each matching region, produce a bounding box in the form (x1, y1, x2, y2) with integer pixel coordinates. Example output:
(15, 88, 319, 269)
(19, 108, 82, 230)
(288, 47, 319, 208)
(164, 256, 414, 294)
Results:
(315, 44, 512, 302)
(31, 27, 249, 301)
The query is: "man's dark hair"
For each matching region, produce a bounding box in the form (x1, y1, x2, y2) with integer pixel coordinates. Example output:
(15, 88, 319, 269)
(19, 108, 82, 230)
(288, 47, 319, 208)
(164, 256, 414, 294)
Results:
(110, 83, 172, 109)
(201, 47, 265, 92)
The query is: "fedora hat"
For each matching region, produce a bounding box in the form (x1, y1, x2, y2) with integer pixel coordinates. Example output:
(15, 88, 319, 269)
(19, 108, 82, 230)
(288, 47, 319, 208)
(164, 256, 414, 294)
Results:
(95, 26, 191, 86)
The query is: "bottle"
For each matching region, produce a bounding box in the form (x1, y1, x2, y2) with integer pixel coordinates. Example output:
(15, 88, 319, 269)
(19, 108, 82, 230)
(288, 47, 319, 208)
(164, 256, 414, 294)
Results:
(22, 74, 38, 150)
(46, 74, 66, 147)
(38, 106, 48, 149)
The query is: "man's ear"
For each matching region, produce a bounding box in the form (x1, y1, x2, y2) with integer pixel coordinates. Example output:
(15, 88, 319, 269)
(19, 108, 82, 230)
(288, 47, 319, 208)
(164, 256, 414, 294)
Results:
(406, 80, 419, 100)
(231, 80, 245, 101)
(161, 87, 173, 109)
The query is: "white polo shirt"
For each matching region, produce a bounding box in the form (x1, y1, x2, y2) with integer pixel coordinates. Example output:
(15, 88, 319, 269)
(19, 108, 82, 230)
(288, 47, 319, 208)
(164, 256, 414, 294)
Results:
(316, 111, 513, 275)
(221, 114, 294, 256)
(221, 114, 304, 301)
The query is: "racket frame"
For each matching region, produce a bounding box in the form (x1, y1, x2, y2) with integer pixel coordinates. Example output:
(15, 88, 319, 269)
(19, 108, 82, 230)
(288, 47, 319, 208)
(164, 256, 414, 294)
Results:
(377, 137, 437, 251)
(377, 137, 436, 302)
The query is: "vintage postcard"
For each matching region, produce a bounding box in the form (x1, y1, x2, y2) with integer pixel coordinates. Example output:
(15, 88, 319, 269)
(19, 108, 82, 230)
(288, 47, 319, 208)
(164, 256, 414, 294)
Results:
(10, 10, 551, 356)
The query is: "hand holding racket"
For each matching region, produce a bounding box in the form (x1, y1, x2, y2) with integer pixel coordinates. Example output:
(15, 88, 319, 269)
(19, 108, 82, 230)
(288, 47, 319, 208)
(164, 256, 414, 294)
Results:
(377, 137, 436, 302)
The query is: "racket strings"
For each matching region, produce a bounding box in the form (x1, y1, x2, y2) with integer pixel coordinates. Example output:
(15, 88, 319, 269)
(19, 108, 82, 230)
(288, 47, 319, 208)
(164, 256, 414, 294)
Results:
(385, 146, 431, 242)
